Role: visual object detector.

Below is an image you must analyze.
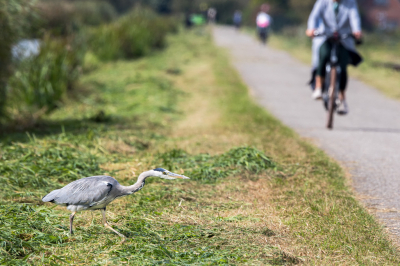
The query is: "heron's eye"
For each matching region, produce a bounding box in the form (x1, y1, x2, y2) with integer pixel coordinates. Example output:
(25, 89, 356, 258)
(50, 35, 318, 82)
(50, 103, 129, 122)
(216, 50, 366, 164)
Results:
(163, 171, 167, 175)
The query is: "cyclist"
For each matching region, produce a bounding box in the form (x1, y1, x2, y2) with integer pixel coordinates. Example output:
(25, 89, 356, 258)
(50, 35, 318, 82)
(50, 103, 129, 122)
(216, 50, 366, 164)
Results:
(233, 10, 242, 30)
(256, 4, 271, 44)
(306, 0, 362, 115)
(207, 8, 217, 24)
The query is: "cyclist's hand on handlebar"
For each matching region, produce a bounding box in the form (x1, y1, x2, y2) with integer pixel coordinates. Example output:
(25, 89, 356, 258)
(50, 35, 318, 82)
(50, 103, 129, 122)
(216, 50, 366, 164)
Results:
(306, 29, 315, 38)
(353, 31, 362, 40)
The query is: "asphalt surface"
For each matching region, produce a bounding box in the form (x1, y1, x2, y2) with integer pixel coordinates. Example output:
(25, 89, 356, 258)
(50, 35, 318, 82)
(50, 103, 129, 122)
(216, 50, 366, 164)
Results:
(213, 26, 400, 241)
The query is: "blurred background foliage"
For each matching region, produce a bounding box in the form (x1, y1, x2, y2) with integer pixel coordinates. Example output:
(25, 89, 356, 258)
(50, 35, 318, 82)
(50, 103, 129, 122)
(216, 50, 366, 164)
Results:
(0, 0, 179, 127)
(88, 8, 178, 61)
(169, 0, 314, 27)
(1, 0, 398, 127)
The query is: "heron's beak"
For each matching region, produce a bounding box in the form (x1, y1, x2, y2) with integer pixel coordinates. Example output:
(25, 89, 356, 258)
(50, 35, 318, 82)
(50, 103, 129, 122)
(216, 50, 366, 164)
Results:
(166, 171, 190, 179)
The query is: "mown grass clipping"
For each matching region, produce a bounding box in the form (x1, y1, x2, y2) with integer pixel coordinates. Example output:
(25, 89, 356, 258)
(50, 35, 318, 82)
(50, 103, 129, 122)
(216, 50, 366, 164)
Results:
(155, 147, 275, 183)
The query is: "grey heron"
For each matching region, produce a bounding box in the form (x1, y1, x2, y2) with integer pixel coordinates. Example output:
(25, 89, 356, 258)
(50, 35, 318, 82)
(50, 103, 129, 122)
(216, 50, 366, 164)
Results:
(42, 168, 189, 241)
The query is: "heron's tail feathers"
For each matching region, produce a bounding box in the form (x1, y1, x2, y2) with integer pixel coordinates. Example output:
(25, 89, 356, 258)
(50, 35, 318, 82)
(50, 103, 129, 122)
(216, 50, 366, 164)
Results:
(42, 189, 60, 202)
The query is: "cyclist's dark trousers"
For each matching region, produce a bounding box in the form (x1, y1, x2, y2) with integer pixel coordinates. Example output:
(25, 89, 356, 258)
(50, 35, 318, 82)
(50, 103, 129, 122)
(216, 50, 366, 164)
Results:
(317, 40, 349, 92)
(257, 27, 269, 43)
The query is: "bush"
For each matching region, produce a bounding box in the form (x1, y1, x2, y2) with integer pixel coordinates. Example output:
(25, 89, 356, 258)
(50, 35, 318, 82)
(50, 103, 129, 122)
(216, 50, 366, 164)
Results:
(7, 35, 86, 121)
(73, 0, 117, 26)
(35, 0, 76, 36)
(35, 0, 118, 36)
(2, 5, 177, 124)
(89, 8, 178, 61)
(88, 24, 122, 61)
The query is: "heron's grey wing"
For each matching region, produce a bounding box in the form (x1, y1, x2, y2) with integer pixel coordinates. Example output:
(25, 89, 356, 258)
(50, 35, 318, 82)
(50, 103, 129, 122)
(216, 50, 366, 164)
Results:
(42, 176, 116, 206)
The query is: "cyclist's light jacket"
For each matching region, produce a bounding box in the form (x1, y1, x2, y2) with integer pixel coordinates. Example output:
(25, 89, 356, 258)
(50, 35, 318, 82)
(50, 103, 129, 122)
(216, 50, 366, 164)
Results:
(256, 12, 271, 28)
(308, 0, 360, 50)
(308, 0, 361, 69)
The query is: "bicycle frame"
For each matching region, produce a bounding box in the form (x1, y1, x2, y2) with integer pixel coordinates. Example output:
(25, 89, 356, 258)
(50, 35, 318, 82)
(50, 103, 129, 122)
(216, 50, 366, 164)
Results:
(314, 32, 352, 129)
(325, 40, 341, 129)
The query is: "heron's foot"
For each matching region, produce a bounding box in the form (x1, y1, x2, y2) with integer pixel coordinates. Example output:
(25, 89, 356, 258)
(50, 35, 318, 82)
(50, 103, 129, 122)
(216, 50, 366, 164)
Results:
(104, 222, 127, 242)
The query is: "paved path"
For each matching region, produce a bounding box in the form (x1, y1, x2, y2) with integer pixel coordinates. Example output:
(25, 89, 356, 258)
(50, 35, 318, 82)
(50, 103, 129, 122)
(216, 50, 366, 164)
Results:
(213, 26, 400, 241)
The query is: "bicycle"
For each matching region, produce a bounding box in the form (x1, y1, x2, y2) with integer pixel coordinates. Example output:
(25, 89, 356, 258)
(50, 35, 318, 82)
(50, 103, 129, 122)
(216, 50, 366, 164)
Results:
(314, 32, 360, 129)
(257, 27, 269, 44)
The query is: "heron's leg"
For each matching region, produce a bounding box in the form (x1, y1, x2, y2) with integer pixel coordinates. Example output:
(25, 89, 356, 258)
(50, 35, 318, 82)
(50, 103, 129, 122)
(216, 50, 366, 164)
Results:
(101, 208, 126, 242)
(69, 212, 76, 235)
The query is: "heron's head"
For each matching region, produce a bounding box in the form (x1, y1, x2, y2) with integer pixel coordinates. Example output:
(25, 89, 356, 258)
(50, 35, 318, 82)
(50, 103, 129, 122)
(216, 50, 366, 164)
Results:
(152, 168, 190, 180)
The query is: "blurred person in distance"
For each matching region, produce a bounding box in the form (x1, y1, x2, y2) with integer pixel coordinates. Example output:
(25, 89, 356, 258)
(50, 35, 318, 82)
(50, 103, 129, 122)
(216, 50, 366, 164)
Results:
(256, 4, 272, 44)
(207, 7, 217, 24)
(233, 10, 242, 30)
(306, 0, 363, 115)
(185, 13, 193, 28)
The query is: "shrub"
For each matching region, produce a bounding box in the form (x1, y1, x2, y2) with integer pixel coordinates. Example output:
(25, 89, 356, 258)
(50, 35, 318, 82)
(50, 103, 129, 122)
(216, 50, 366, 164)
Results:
(89, 8, 178, 61)
(35, 0, 118, 36)
(73, 0, 117, 26)
(35, 0, 76, 36)
(2, 4, 177, 124)
(7, 35, 86, 121)
(88, 24, 122, 61)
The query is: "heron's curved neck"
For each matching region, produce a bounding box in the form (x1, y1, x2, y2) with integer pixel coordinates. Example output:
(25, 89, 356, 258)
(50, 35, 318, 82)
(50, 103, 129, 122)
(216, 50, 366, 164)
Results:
(123, 171, 152, 195)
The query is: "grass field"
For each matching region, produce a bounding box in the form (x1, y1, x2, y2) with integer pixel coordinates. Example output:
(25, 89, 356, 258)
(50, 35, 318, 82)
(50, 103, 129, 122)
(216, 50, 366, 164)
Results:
(1, 28, 399, 265)
(267, 28, 400, 100)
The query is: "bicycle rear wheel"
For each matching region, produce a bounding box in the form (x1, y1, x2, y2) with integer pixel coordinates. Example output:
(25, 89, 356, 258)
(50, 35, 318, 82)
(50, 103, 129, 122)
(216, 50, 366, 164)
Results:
(326, 67, 337, 129)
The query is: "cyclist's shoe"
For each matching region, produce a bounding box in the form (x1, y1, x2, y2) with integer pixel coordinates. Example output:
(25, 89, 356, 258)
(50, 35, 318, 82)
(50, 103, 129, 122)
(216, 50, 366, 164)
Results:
(337, 100, 348, 115)
(312, 88, 322, 100)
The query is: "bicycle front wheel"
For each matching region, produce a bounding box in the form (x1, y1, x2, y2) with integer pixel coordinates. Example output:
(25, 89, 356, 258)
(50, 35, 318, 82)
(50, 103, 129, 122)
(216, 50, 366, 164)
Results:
(326, 67, 337, 129)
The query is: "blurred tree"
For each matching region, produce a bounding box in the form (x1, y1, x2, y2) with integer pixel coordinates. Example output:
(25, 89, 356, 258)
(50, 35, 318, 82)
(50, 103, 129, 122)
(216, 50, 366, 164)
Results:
(172, 0, 249, 24)
(247, 0, 315, 29)
(249, 0, 289, 15)
(73, 1, 117, 26)
(106, 0, 139, 13)
(172, 0, 196, 13)
(38, 0, 117, 31)
(208, 0, 249, 24)
(152, 0, 173, 14)
(104, 0, 174, 14)
(288, 0, 315, 22)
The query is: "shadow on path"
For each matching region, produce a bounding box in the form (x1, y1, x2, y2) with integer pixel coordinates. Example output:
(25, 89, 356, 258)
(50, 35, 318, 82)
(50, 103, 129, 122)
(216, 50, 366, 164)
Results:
(334, 127, 400, 133)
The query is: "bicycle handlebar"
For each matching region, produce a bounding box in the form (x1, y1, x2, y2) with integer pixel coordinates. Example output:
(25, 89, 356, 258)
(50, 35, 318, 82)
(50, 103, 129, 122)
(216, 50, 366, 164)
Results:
(312, 31, 363, 45)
